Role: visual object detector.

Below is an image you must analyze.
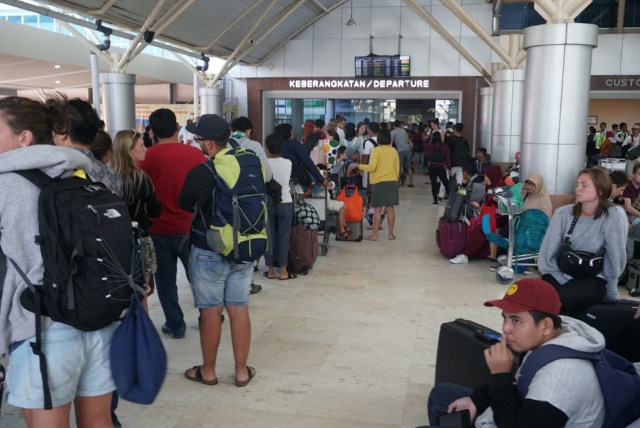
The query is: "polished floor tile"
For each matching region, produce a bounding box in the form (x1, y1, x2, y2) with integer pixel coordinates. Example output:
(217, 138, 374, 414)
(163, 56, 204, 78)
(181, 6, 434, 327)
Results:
(3, 183, 636, 427)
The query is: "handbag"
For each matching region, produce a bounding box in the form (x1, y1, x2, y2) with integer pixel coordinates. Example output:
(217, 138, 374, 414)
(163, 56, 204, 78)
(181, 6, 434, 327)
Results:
(110, 293, 167, 405)
(556, 215, 605, 278)
(309, 139, 327, 166)
(336, 184, 364, 222)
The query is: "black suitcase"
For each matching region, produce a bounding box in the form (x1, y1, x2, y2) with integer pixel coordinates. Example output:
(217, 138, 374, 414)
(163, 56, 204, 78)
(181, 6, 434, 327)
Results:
(627, 259, 640, 297)
(443, 192, 465, 221)
(567, 300, 640, 362)
(435, 319, 519, 389)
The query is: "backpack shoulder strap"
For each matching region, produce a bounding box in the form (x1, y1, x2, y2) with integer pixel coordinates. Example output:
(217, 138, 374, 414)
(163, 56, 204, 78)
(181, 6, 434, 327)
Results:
(228, 138, 240, 149)
(15, 169, 53, 189)
(517, 344, 596, 398)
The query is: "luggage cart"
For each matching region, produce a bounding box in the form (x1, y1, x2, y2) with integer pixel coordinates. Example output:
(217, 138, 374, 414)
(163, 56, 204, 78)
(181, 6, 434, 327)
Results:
(305, 183, 338, 256)
(489, 189, 539, 285)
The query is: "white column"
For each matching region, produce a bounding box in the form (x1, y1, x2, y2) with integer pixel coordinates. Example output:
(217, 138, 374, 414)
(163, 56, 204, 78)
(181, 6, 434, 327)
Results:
(199, 87, 224, 116)
(193, 73, 200, 118)
(90, 52, 101, 118)
(520, 23, 598, 194)
(480, 87, 493, 150)
(100, 73, 136, 134)
(490, 69, 525, 163)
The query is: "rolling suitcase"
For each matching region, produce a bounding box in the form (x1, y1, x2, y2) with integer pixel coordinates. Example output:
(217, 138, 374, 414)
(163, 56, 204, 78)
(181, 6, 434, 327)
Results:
(567, 301, 640, 362)
(436, 217, 466, 258)
(627, 259, 640, 297)
(435, 319, 519, 389)
(288, 224, 318, 275)
(443, 191, 465, 221)
(336, 220, 363, 242)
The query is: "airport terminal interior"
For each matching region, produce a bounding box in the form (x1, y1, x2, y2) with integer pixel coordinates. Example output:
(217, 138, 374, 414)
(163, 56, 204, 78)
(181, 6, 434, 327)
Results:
(0, 0, 639, 427)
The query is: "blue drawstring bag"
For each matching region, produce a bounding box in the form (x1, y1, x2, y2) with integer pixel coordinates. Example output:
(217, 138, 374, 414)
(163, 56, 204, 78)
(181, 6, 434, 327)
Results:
(110, 294, 167, 405)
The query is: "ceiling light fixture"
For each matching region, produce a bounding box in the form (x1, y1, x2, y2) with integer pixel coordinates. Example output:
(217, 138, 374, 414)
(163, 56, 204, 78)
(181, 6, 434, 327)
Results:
(55, 80, 60, 84)
(54, 64, 61, 69)
(346, 1, 356, 27)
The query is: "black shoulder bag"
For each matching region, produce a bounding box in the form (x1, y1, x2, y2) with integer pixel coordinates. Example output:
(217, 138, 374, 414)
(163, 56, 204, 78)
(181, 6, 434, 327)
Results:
(556, 215, 605, 278)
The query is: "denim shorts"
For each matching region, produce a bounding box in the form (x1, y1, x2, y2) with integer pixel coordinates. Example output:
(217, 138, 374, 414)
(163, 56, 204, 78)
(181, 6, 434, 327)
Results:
(7, 321, 117, 409)
(189, 246, 253, 308)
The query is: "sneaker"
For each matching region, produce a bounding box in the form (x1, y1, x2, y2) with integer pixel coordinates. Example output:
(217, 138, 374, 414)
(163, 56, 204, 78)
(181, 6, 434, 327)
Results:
(432, 201, 438, 205)
(522, 268, 534, 275)
(489, 263, 500, 272)
(161, 324, 185, 339)
(250, 283, 262, 294)
(449, 254, 469, 264)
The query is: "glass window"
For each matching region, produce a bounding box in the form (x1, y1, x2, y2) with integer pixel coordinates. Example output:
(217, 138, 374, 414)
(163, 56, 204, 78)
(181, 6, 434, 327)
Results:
(23, 15, 37, 26)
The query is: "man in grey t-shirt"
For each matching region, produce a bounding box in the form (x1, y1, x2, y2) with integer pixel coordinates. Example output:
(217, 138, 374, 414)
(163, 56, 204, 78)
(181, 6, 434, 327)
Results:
(390, 120, 413, 187)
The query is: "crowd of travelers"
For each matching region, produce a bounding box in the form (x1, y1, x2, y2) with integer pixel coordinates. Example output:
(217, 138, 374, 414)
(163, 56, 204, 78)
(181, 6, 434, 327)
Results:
(0, 95, 639, 428)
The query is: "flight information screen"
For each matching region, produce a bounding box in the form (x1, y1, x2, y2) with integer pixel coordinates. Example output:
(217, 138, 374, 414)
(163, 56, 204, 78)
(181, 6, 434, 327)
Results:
(355, 55, 410, 77)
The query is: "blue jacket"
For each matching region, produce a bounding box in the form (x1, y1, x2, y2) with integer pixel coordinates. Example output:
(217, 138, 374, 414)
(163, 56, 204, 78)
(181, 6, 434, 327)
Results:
(281, 139, 325, 184)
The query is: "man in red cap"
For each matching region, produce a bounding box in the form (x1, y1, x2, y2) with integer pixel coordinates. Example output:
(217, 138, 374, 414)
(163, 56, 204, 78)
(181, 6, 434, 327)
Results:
(426, 278, 606, 427)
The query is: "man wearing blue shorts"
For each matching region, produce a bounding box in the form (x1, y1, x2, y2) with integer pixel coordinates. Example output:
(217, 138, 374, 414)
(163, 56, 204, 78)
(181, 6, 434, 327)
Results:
(178, 114, 256, 387)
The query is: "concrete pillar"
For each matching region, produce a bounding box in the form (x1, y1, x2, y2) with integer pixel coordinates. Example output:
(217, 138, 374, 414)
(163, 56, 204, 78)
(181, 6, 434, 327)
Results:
(193, 73, 200, 118)
(325, 99, 335, 122)
(520, 23, 598, 194)
(90, 52, 101, 118)
(490, 68, 525, 163)
(199, 87, 224, 116)
(100, 73, 135, 134)
(291, 98, 304, 141)
(480, 87, 493, 150)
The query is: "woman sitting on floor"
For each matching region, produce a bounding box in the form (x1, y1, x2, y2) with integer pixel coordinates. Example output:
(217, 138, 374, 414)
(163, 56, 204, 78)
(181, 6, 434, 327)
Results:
(538, 167, 627, 311)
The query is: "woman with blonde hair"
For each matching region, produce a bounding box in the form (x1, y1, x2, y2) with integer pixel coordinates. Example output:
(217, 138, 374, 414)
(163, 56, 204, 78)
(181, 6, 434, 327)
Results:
(112, 129, 161, 309)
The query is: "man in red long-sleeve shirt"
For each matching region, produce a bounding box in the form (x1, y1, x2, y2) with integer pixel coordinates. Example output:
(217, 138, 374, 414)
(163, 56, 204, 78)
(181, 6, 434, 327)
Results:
(139, 108, 205, 339)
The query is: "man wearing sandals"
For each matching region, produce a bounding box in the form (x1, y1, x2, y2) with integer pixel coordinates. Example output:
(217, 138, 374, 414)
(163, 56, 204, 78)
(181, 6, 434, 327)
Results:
(179, 114, 256, 387)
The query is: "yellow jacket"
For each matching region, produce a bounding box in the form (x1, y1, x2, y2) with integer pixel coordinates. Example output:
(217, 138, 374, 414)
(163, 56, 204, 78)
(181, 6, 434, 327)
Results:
(357, 145, 400, 184)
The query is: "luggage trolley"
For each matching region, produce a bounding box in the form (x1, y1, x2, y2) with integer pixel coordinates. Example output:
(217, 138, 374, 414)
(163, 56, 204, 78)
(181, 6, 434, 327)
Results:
(305, 179, 338, 257)
(488, 189, 540, 285)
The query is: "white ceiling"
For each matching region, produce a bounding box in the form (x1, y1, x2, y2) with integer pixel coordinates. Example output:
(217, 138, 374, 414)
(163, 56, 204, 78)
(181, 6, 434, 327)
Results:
(0, 53, 165, 91)
(25, 0, 348, 65)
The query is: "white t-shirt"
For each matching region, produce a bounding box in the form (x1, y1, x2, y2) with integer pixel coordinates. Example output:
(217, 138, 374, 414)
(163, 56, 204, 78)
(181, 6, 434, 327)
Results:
(267, 157, 292, 204)
(337, 127, 346, 146)
(179, 126, 195, 146)
(362, 137, 377, 189)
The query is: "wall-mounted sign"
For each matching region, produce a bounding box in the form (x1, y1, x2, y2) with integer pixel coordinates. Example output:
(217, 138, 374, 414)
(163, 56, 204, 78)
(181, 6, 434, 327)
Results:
(591, 75, 640, 90)
(287, 78, 430, 90)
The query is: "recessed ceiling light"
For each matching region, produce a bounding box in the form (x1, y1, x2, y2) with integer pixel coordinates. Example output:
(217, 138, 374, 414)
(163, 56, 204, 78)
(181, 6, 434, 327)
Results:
(54, 64, 61, 69)
(55, 80, 61, 84)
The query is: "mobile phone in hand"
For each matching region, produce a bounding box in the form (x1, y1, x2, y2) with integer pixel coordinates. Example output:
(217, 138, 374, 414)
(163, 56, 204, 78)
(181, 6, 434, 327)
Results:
(439, 409, 470, 427)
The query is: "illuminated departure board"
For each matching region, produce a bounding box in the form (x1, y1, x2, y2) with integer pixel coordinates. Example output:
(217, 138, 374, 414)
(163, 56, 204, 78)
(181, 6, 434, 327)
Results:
(355, 55, 411, 77)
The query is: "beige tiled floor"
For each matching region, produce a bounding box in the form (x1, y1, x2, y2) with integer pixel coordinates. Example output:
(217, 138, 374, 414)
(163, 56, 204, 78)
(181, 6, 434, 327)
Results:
(3, 183, 635, 427)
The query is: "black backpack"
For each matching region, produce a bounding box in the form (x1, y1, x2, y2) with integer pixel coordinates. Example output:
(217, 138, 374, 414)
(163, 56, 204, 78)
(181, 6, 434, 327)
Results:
(11, 169, 145, 409)
(364, 138, 378, 151)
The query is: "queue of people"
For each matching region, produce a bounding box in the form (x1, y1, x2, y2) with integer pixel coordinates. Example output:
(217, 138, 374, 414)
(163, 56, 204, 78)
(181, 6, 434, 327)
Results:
(2, 101, 639, 428)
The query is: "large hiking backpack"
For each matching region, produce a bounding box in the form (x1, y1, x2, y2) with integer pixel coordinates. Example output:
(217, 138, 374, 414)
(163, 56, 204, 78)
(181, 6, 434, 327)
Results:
(204, 139, 269, 264)
(517, 344, 640, 428)
(513, 208, 549, 255)
(12, 168, 145, 409)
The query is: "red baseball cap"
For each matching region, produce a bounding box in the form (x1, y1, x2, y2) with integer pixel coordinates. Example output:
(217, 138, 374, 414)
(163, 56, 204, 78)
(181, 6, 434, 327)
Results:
(484, 278, 561, 315)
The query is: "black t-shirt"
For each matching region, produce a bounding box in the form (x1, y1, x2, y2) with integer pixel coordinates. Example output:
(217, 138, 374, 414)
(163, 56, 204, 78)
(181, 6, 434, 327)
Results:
(127, 172, 161, 234)
(179, 161, 217, 248)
